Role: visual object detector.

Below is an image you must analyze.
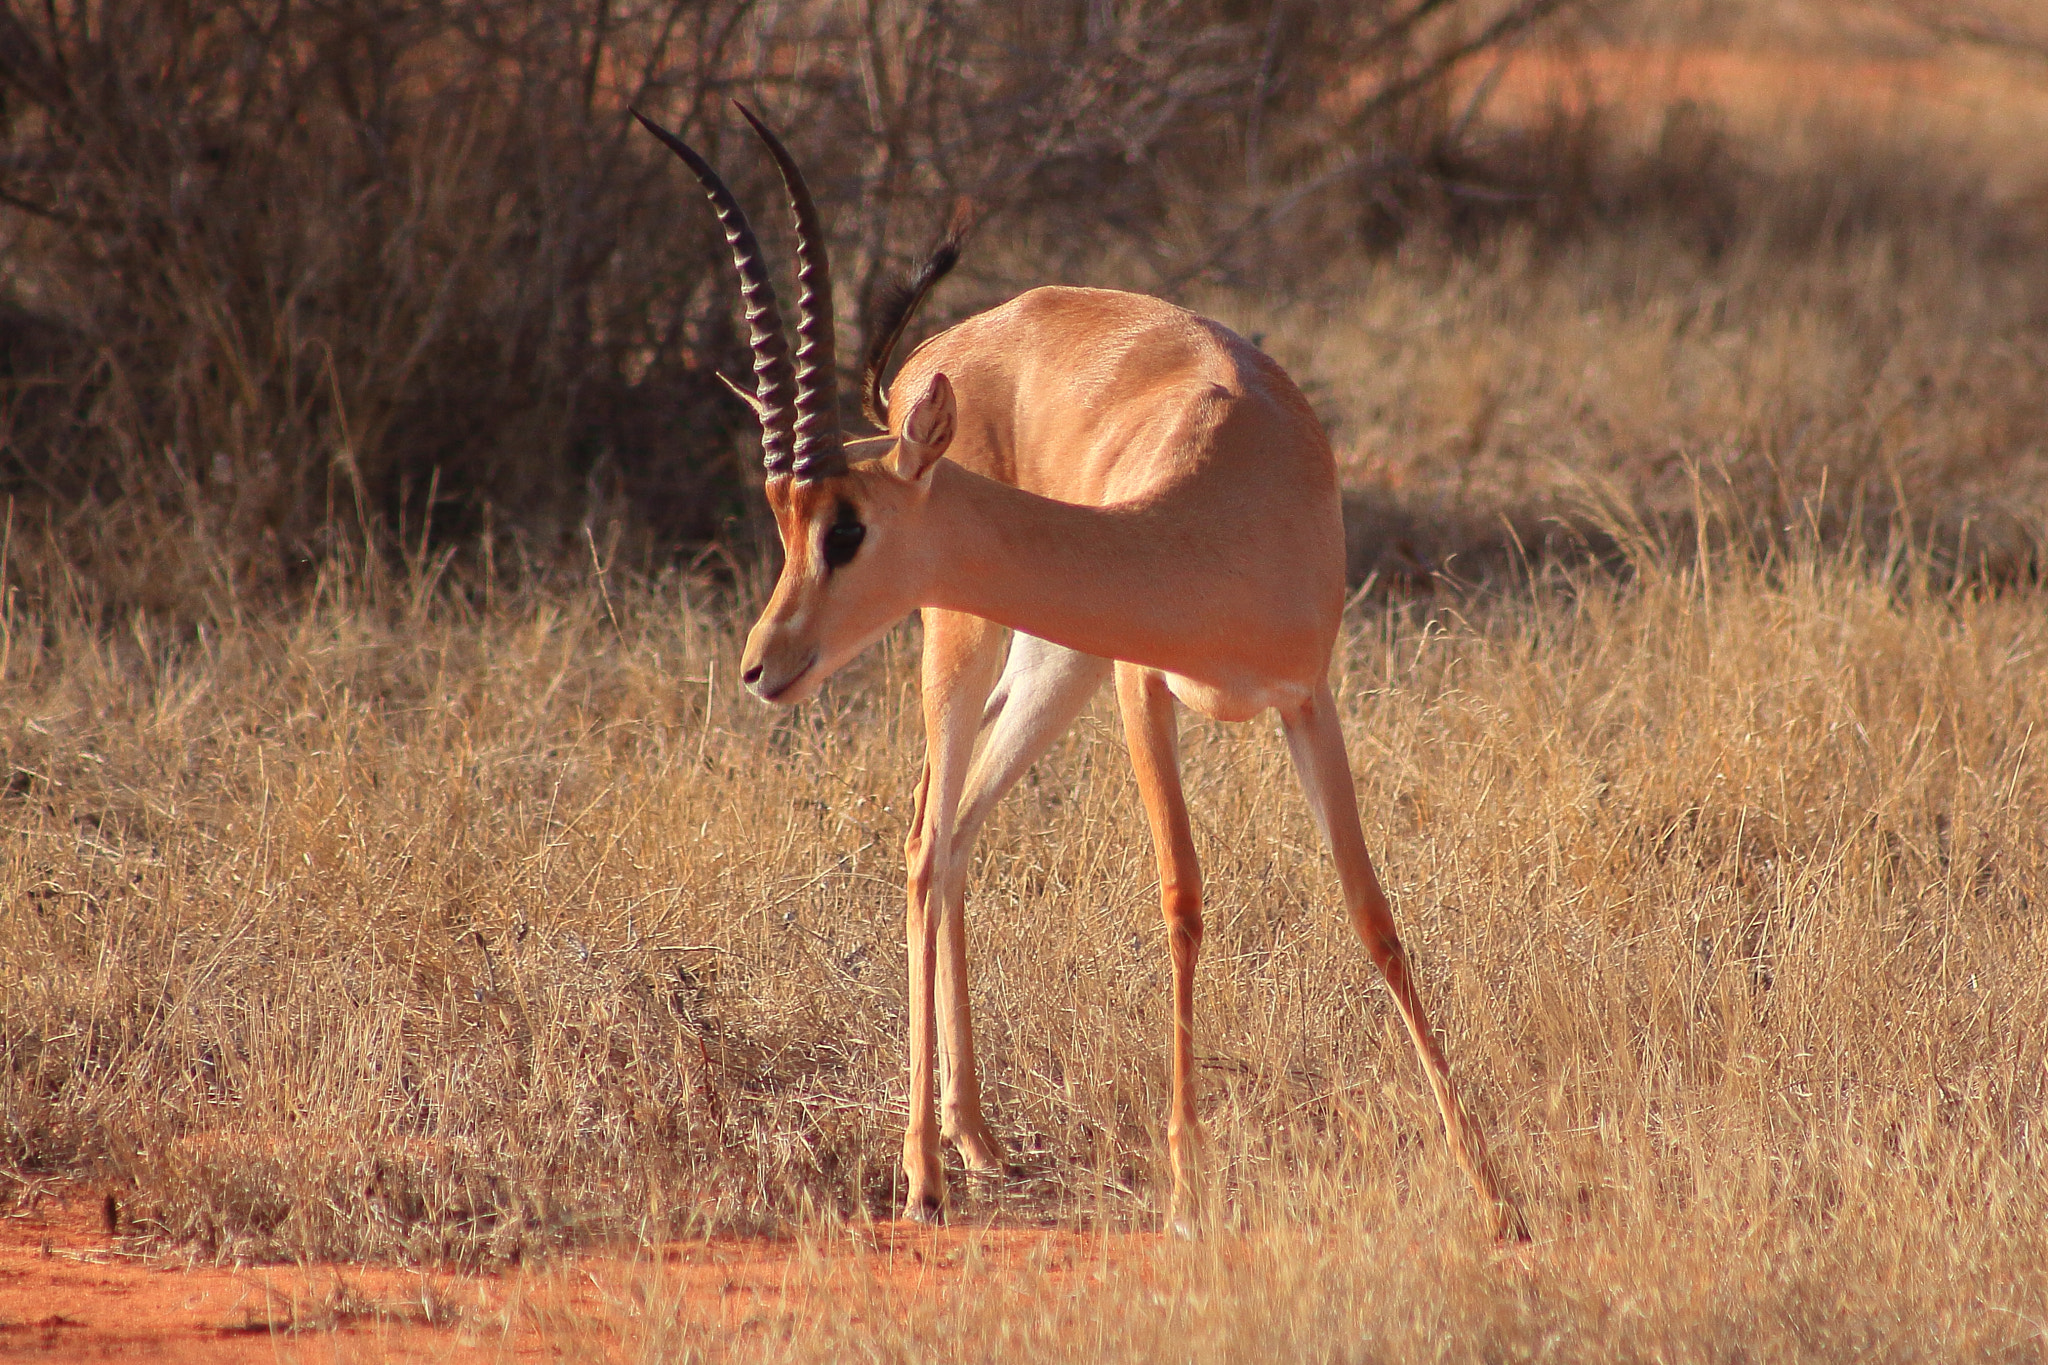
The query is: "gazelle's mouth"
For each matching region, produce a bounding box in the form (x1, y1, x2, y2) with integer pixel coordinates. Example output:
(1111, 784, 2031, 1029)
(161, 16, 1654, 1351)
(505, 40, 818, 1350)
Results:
(749, 651, 819, 704)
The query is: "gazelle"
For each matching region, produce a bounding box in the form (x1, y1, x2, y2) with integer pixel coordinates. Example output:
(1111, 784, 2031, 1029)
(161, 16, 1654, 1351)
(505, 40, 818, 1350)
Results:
(636, 105, 1526, 1240)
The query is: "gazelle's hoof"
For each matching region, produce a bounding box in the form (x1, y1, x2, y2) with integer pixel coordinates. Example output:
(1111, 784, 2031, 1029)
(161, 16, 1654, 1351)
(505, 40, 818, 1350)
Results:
(906, 1192, 947, 1224)
(1492, 1205, 1532, 1245)
(1166, 1187, 1208, 1240)
(951, 1139, 1011, 1177)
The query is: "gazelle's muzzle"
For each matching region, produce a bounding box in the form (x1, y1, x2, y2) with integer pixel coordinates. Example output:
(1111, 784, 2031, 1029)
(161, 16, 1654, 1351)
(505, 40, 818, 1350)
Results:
(740, 630, 819, 704)
(739, 562, 829, 705)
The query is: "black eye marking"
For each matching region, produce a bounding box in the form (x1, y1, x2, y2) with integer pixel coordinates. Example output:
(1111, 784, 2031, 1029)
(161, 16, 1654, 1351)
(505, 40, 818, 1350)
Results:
(823, 502, 866, 570)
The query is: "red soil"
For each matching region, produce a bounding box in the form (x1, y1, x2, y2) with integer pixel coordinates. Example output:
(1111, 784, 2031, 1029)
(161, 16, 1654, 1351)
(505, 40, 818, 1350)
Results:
(0, 1184, 1132, 1362)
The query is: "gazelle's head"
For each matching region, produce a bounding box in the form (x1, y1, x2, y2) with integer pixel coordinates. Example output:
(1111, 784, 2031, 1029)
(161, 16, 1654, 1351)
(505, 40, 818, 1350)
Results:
(636, 106, 957, 705)
(740, 373, 958, 703)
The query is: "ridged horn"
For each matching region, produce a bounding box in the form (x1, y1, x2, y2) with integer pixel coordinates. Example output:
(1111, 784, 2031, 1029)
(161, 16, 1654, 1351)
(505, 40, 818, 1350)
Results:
(632, 109, 797, 478)
(734, 102, 846, 481)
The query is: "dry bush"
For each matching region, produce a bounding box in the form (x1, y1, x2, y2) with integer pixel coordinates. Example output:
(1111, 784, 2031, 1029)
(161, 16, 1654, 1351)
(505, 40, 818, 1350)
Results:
(0, 0, 766, 609)
(0, 0, 1564, 614)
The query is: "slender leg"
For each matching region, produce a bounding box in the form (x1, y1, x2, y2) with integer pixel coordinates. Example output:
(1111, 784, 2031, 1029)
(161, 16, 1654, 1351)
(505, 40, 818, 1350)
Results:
(936, 635, 1112, 1172)
(903, 610, 1006, 1219)
(1279, 680, 1528, 1241)
(1114, 663, 1206, 1228)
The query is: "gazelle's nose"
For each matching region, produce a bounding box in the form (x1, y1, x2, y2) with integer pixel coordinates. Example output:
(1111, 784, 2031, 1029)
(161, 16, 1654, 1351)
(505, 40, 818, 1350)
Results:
(742, 663, 764, 687)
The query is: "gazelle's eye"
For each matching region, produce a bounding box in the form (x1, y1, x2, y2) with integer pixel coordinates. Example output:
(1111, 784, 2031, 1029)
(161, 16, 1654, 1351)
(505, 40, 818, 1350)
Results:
(823, 510, 866, 570)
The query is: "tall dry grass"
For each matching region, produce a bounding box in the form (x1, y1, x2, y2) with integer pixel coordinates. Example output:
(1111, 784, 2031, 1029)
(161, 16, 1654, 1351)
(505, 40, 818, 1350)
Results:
(4, 507, 2045, 1355)
(1242, 207, 2048, 588)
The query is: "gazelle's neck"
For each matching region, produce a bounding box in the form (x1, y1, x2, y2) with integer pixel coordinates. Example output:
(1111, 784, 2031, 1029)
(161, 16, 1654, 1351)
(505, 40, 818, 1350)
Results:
(920, 461, 1155, 659)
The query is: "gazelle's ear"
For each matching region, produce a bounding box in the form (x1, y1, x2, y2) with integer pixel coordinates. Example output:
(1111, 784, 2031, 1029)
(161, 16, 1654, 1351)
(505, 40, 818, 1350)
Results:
(889, 372, 955, 482)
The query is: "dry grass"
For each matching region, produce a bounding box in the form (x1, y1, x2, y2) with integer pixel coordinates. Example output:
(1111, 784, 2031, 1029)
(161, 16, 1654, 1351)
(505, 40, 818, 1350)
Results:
(7, 521, 2048, 1350)
(1246, 213, 2048, 588)
(6, 3, 2048, 1359)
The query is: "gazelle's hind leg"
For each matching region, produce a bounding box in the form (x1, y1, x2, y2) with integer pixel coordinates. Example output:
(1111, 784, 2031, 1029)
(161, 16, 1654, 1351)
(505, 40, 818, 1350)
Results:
(938, 634, 1111, 1172)
(1114, 663, 1207, 1230)
(1278, 680, 1529, 1242)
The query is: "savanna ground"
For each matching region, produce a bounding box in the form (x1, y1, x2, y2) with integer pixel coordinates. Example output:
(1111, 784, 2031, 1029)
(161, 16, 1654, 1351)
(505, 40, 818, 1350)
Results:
(5, 0, 2048, 1360)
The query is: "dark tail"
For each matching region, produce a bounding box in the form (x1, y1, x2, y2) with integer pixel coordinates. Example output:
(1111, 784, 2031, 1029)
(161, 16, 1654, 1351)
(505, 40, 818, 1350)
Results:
(860, 219, 965, 431)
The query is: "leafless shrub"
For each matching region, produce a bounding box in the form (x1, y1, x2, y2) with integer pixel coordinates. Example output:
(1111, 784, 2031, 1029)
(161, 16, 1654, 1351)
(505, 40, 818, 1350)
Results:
(0, 0, 1572, 615)
(0, 1, 768, 610)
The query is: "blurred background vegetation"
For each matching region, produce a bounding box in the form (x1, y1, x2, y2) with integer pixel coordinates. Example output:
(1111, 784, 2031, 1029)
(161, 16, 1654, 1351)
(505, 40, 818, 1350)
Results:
(6, 0, 2039, 621)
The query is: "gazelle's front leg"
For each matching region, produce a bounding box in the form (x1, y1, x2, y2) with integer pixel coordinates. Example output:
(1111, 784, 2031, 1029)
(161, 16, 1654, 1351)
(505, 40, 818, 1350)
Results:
(1279, 680, 1528, 1241)
(903, 610, 1005, 1219)
(938, 635, 1112, 1173)
(1114, 663, 1207, 1228)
